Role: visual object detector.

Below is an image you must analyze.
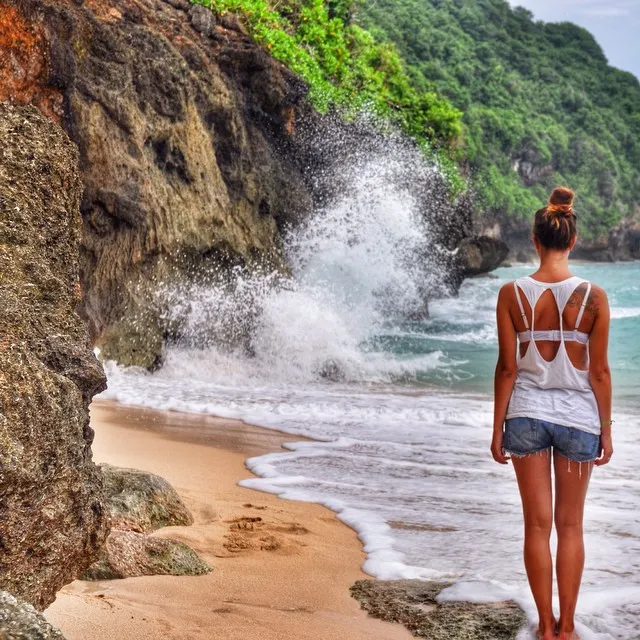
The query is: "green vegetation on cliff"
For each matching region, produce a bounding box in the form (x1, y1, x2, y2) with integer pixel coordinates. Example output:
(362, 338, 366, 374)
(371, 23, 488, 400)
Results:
(191, 0, 463, 150)
(358, 0, 640, 237)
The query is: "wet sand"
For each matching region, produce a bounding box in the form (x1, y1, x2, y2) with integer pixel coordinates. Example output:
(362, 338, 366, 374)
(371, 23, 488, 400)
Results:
(46, 401, 411, 640)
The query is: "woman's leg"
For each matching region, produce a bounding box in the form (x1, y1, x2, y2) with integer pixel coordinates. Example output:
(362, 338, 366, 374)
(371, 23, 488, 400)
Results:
(512, 451, 555, 639)
(554, 453, 593, 638)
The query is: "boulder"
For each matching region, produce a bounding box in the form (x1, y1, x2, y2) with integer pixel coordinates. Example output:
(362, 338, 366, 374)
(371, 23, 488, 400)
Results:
(350, 579, 525, 640)
(85, 464, 210, 580)
(100, 464, 193, 533)
(0, 591, 66, 640)
(82, 530, 211, 580)
(0, 103, 108, 609)
(457, 236, 509, 277)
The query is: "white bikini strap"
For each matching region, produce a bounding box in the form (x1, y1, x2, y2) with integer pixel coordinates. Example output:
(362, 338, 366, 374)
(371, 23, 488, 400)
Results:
(513, 281, 530, 330)
(575, 282, 592, 330)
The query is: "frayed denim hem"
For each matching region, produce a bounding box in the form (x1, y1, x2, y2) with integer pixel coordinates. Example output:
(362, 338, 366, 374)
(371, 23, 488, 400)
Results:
(554, 449, 597, 478)
(504, 446, 551, 460)
(506, 447, 596, 479)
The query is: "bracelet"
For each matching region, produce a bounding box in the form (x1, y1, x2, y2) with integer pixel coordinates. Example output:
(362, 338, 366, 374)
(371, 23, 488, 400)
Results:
(601, 419, 615, 426)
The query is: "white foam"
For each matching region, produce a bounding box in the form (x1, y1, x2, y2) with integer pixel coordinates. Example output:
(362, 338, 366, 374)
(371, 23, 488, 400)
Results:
(610, 307, 640, 320)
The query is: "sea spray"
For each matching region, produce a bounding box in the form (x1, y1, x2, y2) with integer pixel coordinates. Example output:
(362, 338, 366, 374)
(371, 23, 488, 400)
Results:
(153, 135, 459, 385)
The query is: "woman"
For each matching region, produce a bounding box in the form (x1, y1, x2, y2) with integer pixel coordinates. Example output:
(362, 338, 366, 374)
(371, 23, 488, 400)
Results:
(491, 187, 613, 640)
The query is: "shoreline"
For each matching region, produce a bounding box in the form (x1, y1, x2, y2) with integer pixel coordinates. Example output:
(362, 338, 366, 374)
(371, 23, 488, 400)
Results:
(45, 400, 412, 640)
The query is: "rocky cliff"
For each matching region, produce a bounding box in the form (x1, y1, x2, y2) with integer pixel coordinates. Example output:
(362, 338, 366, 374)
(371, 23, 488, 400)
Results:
(3, 0, 317, 368)
(0, 103, 108, 609)
(1, 0, 504, 369)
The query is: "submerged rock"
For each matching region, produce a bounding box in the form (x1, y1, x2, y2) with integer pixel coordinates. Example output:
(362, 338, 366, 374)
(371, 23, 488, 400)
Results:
(82, 530, 211, 580)
(0, 591, 66, 640)
(0, 103, 108, 609)
(350, 579, 525, 639)
(100, 464, 194, 533)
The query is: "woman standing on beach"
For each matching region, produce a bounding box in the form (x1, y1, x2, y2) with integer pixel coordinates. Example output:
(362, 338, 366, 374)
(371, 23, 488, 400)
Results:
(491, 187, 613, 640)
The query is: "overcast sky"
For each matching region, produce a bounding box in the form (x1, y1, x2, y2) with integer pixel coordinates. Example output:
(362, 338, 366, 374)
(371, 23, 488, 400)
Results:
(509, 0, 640, 79)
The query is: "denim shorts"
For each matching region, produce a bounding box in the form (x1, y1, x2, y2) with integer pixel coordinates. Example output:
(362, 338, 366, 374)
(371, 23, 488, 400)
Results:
(504, 417, 600, 463)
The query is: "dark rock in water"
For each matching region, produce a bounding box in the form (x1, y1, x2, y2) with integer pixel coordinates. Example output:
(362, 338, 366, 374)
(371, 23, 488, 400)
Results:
(0, 103, 108, 609)
(457, 236, 510, 278)
(0, 591, 66, 640)
(350, 579, 526, 640)
(100, 464, 194, 533)
(82, 530, 211, 580)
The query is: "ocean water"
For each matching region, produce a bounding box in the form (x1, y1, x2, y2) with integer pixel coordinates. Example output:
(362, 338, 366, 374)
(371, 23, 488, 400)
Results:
(100, 150, 640, 638)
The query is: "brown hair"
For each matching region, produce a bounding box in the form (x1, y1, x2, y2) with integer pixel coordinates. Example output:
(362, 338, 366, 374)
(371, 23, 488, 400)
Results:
(533, 187, 577, 250)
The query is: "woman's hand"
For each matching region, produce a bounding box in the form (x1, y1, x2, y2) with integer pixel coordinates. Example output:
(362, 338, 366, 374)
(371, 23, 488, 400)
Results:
(491, 432, 510, 465)
(594, 433, 613, 466)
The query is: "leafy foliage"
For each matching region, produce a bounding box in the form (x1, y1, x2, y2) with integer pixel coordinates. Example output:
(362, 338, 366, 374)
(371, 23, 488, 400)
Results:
(358, 0, 640, 238)
(190, 0, 463, 151)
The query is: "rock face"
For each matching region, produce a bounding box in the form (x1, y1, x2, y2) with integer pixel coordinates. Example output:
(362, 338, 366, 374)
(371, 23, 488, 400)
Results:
(82, 529, 211, 580)
(0, 591, 66, 640)
(0, 0, 505, 368)
(477, 210, 640, 265)
(100, 464, 194, 532)
(350, 579, 525, 640)
(0, 103, 108, 609)
(571, 216, 640, 262)
(3, 0, 315, 368)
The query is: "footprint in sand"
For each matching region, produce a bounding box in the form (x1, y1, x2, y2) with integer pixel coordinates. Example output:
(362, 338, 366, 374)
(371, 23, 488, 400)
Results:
(222, 515, 309, 554)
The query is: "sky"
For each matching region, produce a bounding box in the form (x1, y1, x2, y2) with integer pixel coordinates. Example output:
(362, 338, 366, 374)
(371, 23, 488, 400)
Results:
(508, 0, 640, 79)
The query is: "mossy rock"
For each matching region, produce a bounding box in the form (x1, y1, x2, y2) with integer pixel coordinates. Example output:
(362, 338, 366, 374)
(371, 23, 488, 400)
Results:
(350, 579, 526, 640)
(82, 531, 211, 580)
(100, 464, 194, 533)
(0, 591, 66, 639)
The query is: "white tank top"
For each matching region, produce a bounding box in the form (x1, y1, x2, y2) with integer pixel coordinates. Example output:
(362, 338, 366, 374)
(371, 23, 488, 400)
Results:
(505, 276, 601, 435)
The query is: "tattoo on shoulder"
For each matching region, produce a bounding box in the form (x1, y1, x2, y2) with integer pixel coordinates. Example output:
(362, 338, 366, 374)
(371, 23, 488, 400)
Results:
(567, 285, 599, 317)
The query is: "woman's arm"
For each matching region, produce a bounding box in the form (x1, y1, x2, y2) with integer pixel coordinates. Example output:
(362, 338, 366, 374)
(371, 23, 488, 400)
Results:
(588, 286, 613, 466)
(491, 284, 518, 464)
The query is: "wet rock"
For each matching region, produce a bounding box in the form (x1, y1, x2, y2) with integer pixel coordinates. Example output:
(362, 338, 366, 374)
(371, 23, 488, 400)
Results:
(457, 236, 510, 277)
(350, 579, 526, 640)
(82, 530, 211, 580)
(0, 103, 108, 609)
(100, 464, 193, 533)
(0, 591, 66, 640)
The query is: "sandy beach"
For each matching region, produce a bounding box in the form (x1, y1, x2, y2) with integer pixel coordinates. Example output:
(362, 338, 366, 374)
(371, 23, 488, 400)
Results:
(46, 401, 411, 640)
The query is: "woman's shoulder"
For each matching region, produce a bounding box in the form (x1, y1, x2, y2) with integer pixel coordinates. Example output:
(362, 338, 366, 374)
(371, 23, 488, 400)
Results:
(567, 281, 609, 318)
(497, 280, 519, 308)
(588, 283, 609, 312)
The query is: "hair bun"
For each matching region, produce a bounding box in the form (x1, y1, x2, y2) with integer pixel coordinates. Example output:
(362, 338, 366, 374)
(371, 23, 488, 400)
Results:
(547, 187, 575, 218)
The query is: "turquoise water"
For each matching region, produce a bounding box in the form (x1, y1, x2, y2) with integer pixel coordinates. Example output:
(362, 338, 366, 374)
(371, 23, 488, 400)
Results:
(394, 262, 640, 406)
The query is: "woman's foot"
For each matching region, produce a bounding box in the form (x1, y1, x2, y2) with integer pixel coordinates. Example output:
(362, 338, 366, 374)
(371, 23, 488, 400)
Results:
(557, 633, 579, 640)
(534, 619, 557, 640)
